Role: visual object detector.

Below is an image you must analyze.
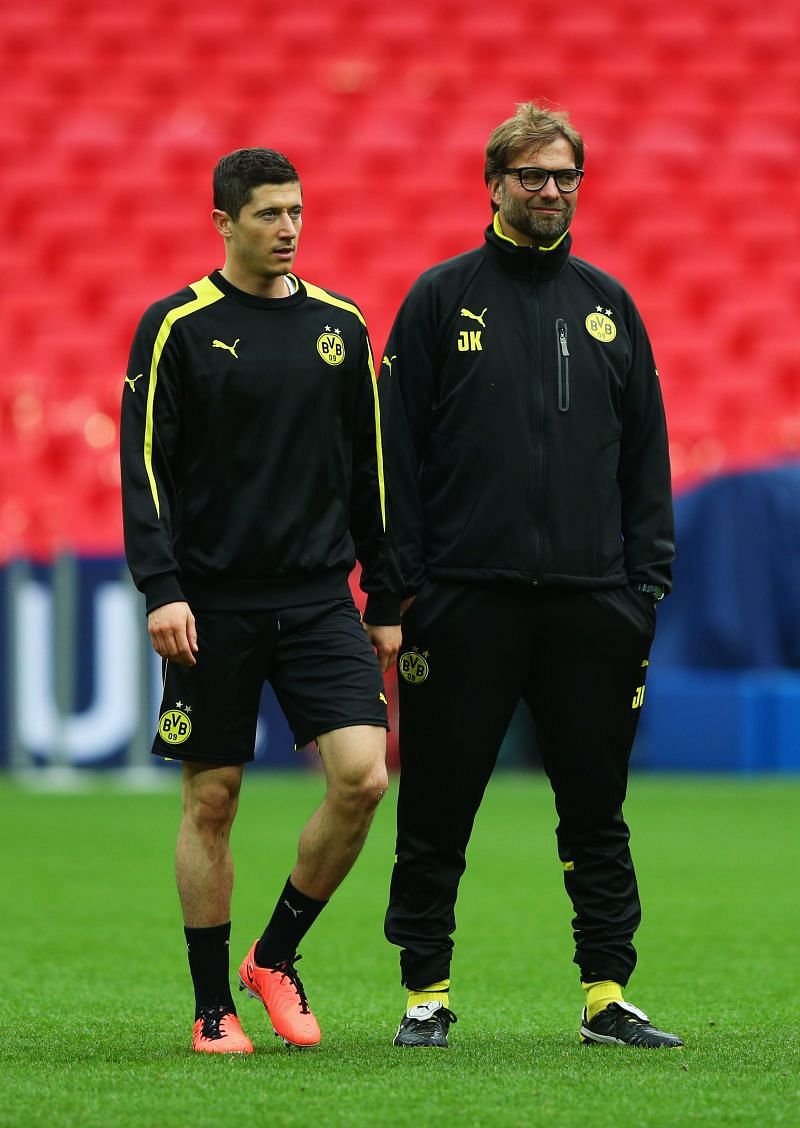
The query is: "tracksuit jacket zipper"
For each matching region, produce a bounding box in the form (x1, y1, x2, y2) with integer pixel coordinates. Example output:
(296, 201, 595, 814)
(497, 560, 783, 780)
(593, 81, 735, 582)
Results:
(531, 285, 546, 586)
(556, 318, 570, 412)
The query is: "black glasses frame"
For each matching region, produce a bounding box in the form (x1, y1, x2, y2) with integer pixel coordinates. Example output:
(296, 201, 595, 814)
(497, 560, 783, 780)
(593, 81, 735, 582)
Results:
(497, 167, 585, 193)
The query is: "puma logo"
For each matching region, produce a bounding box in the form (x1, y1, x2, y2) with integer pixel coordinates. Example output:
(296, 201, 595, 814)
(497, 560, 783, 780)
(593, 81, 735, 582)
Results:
(125, 373, 143, 392)
(461, 307, 488, 328)
(212, 338, 240, 358)
(283, 900, 303, 919)
(382, 354, 397, 373)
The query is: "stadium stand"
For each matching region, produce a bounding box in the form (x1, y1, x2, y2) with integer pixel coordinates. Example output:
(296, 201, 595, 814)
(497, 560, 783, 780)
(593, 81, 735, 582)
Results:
(1, 0, 799, 560)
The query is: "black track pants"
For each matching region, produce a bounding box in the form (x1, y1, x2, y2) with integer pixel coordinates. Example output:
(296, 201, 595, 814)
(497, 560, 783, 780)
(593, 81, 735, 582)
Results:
(384, 581, 657, 989)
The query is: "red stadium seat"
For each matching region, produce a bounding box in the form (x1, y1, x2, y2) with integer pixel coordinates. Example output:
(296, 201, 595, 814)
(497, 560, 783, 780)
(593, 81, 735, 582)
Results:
(3, 0, 800, 553)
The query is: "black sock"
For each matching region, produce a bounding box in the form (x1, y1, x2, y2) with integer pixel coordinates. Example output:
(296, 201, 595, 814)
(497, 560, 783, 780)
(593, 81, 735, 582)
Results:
(255, 878, 328, 967)
(184, 921, 236, 1019)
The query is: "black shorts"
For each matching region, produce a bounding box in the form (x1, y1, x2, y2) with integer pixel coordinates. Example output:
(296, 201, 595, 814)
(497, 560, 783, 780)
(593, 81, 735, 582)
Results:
(152, 598, 388, 765)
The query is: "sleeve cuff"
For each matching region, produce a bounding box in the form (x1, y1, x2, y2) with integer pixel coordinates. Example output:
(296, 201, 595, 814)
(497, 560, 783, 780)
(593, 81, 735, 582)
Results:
(143, 573, 186, 615)
(363, 591, 402, 625)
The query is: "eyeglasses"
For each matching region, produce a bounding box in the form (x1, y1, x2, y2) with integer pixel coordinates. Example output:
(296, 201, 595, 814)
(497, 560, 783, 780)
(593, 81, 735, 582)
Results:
(498, 167, 584, 193)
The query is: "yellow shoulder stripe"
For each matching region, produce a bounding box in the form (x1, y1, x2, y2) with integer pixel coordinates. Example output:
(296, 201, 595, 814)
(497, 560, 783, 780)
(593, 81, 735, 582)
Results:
(302, 281, 366, 327)
(144, 277, 224, 516)
(301, 280, 386, 531)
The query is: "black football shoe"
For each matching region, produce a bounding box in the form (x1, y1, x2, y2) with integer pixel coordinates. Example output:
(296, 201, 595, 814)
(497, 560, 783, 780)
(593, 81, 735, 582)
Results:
(580, 1001, 683, 1048)
(393, 1000, 458, 1047)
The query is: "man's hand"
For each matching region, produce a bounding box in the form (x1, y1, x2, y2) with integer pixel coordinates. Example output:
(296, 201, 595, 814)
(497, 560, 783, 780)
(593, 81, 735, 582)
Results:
(147, 601, 198, 667)
(365, 622, 402, 673)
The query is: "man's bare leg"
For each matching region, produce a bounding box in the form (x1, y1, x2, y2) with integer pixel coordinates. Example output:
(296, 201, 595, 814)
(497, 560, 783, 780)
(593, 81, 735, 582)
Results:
(246, 723, 388, 955)
(176, 761, 244, 925)
(237, 726, 387, 1047)
(176, 761, 251, 1050)
(291, 723, 388, 899)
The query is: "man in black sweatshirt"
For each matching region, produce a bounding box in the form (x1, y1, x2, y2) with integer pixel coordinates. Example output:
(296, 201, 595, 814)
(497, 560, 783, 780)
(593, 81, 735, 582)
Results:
(121, 148, 401, 1054)
(381, 104, 683, 1050)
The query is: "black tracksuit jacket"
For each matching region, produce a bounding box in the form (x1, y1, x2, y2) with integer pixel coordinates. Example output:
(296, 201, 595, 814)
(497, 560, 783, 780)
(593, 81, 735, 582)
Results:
(380, 221, 674, 595)
(120, 270, 401, 622)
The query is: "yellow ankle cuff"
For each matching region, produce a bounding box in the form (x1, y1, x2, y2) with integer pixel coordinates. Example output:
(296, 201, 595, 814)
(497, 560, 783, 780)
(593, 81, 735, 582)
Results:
(582, 979, 623, 1021)
(408, 980, 450, 1009)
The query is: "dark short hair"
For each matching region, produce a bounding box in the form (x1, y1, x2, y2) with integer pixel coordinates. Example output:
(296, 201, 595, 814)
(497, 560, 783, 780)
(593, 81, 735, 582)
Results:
(484, 102, 585, 200)
(213, 148, 300, 219)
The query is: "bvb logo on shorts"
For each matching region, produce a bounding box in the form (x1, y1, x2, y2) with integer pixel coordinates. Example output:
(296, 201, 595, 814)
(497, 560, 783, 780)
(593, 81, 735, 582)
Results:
(399, 648, 430, 685)
(317, 328, 345, 366)
(585, 307, 617, 343)
(158, 704, 192, 745)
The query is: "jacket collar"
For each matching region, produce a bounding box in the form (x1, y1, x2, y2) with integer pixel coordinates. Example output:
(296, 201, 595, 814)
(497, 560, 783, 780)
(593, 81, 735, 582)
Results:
(483, 213, 572, 279)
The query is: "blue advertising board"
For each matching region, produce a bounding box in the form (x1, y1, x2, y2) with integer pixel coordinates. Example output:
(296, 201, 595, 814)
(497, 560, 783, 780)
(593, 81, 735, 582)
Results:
(0, 557, 297, 770)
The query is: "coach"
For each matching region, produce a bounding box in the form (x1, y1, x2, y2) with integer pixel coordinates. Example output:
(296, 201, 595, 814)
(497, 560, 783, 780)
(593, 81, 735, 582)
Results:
(381, 102, 682, 1050)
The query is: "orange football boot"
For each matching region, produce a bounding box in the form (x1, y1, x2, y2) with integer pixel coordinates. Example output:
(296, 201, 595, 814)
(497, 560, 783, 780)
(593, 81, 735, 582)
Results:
(238, 941, 321, 1047)
(192, 1007, 254, 1054)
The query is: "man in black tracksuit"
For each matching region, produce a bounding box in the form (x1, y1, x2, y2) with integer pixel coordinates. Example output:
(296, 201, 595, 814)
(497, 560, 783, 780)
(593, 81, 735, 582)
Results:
(121, 148, 402, 1055)
(382, 104, 683, 1049)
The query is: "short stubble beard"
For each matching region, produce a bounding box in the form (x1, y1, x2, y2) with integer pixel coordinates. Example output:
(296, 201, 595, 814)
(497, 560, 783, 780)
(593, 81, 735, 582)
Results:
(500, 192, 575, 246)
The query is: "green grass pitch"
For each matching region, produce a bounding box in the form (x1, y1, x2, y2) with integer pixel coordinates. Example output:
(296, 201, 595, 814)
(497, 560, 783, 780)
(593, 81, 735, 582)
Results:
(1, 772, 798, 1126)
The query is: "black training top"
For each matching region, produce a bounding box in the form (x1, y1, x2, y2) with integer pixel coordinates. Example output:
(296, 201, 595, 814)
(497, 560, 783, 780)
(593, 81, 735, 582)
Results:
(120, 270, 401, 623)
(379, 218, 675, 596)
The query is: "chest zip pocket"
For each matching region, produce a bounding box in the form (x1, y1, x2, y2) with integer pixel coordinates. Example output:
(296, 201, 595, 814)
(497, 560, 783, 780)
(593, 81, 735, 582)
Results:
(556, 318, 570, 412)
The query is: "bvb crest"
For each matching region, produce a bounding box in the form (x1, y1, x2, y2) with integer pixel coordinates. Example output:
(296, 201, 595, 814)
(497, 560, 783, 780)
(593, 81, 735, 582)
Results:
(399, 648, 430, 684)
